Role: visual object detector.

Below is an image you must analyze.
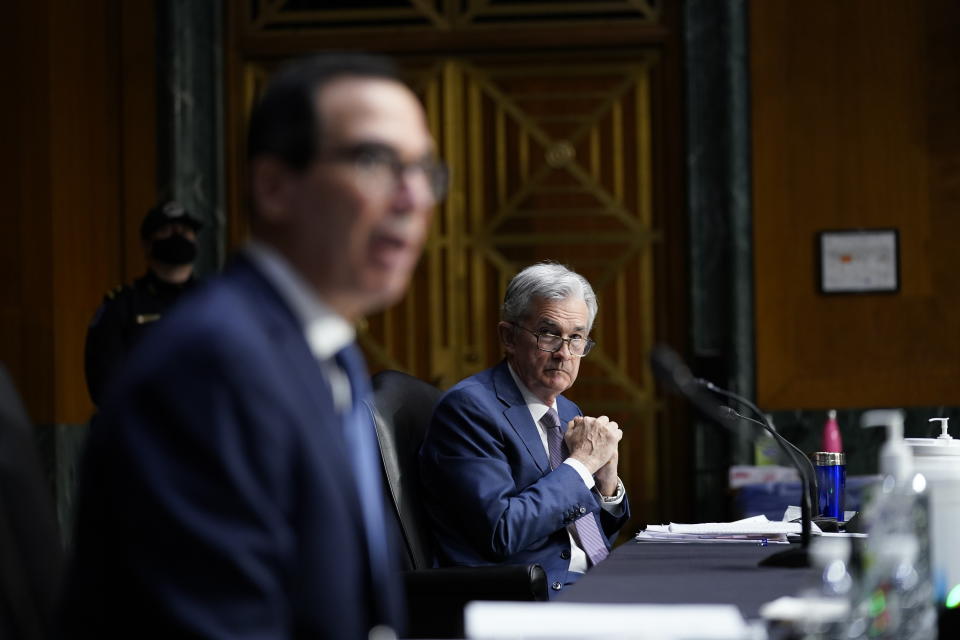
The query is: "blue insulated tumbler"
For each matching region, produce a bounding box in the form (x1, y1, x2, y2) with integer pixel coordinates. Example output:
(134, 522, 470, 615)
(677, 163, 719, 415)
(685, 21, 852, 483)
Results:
(813, 451, 846, 520)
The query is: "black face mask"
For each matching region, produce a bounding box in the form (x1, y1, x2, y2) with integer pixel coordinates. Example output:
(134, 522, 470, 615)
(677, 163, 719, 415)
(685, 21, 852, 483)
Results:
(151, 233, 197, 265)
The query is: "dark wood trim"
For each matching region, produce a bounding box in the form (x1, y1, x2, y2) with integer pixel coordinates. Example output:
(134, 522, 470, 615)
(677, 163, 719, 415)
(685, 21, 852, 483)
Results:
(224, 2, 252, 252)
(648, 0, 693, 524)
(236, 24, 672, 59)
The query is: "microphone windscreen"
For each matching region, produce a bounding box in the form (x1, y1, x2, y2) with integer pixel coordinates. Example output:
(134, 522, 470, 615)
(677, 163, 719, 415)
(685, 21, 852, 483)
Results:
(649, 344, 695, 393)
(649, 344, 727, 426)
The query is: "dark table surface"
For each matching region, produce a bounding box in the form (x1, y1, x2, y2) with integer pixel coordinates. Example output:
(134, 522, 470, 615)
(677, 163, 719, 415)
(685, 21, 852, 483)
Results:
(559, 541, 819, 619)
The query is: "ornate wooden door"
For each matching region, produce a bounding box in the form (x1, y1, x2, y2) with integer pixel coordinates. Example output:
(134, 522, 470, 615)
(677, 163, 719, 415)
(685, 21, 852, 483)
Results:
(358, 55, 661, 518)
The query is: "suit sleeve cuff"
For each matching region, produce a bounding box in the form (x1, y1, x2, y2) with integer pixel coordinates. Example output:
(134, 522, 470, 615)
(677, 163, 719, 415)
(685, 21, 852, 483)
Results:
(562, 458, 595, 489)
(597, 478, 626, 515)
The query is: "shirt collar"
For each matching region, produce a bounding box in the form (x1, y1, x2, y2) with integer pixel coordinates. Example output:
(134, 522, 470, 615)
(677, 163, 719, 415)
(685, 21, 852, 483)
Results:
(506, 361, 557, 424)
(244, 240, 355, 361)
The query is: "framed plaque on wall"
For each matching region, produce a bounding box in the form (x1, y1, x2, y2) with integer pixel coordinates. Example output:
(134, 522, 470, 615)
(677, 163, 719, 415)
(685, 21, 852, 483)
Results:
(817, 229, 899, 294)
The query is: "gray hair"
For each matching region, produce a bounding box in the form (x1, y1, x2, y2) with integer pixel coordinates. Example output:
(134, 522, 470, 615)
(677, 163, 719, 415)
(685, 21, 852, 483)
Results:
(501, 262, 598, 331)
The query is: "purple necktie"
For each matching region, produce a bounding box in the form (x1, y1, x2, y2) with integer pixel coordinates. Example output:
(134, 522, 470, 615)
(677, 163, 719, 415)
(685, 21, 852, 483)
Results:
(542, 408, 610, 566)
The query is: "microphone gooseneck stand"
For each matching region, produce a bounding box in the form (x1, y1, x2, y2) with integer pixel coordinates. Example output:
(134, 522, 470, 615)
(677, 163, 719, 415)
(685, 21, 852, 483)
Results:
(704, 383, 814, 567)
(648, 344, 815, 568)
(701, 380, 820, 518)
(708, 399, 818, 567)
(716, 404, 819, 516)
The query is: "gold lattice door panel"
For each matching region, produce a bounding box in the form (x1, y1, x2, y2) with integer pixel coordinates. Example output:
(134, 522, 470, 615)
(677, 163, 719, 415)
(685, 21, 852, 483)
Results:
(239, 1, 660, 34)
(359, 53, 661, 512)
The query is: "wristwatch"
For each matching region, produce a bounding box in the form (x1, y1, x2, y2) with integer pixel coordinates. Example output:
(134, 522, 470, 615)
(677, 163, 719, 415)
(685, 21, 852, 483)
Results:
(599, 477, 625, 503)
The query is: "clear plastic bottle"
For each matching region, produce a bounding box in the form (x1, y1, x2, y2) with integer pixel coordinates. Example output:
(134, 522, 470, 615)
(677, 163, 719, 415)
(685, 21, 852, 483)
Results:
(795, 536, 855, 638)
(754, 413, 779, 466)
(897, 475, 937, 639)
(849, 411, 937, 640)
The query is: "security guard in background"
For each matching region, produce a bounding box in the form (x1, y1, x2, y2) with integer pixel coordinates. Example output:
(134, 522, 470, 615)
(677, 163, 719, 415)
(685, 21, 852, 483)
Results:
(84, 201, 203, 406)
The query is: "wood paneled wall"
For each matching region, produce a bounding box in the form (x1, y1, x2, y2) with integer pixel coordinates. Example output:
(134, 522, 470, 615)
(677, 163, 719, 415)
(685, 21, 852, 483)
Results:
(751, 0, 960, 409)
(2, 0, 157, 424)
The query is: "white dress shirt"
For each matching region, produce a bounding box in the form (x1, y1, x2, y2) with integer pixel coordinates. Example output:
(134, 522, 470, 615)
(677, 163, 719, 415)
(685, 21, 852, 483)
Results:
(245, 241, 355, 412)
(505, 363, 625, 574)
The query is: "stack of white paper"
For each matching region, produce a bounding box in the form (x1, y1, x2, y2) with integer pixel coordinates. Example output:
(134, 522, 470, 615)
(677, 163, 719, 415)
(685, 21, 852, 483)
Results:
(465, 601, 753, 639)
(635, 515, 820, 544)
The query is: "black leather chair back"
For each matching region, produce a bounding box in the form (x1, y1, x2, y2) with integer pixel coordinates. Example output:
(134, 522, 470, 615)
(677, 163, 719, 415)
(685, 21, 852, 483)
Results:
(368, 370, 547, 638)
(369, 369, 443, 571)
(0, 365, 63, 640)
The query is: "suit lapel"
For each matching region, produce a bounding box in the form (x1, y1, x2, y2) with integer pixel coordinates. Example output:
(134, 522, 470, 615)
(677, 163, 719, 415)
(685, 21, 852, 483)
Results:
(228, 257, 363, 507)
(492, 361, 550, 474)
(227, 256, 401, 626)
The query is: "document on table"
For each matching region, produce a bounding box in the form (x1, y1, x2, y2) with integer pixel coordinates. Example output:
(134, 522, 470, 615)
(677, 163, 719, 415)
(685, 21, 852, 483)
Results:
(465, 601, 753, 640)
(635, 515, 821, 544)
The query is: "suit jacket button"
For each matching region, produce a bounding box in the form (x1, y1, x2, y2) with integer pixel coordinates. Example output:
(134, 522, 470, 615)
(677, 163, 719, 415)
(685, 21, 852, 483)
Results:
(552, 581, 563, 591)
(579, 506, 587, 514)
(560, 549, 571, 560)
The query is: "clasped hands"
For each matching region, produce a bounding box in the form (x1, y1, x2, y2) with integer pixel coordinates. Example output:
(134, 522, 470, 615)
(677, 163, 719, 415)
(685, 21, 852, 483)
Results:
(565, 415, 622, 497)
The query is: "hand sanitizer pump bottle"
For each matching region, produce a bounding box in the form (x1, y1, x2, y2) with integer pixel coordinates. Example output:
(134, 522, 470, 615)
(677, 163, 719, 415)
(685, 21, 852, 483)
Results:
(849, 410, 936, 640)
(904, 417, 960, 609)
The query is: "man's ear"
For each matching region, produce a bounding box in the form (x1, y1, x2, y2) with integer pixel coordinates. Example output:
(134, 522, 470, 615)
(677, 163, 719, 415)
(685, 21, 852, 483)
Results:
(250, 156, 295, 225)
(497, 321, 515, 354)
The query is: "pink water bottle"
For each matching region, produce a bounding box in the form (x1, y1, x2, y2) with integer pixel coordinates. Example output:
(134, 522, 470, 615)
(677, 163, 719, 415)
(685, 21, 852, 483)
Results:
(822, 409, 843, 453)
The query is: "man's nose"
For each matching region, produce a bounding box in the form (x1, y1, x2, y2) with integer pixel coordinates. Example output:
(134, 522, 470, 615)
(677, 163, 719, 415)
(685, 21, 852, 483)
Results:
(553, 341, 574, 359)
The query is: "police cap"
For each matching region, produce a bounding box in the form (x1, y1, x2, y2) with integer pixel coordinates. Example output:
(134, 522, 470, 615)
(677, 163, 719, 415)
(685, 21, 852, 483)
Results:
(140, 201, 204, 240)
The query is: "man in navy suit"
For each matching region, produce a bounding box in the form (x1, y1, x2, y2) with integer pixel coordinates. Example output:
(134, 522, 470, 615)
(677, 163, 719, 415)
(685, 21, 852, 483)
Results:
(61, 53, 446, 639)
(420, 262, 629, 597)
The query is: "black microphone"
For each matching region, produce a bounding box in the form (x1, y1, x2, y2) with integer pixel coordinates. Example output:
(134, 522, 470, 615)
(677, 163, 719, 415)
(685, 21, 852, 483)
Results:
(649, 345, 729, 425)
(649, 344, 814, 568)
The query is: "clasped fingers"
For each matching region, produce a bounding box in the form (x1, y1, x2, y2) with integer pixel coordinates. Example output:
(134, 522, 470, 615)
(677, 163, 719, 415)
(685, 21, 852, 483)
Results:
(564, 414, 622, 473)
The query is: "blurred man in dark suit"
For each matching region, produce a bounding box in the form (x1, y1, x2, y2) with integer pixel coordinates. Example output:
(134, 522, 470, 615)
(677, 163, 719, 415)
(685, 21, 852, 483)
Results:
(61, 52, 445, 639)
(0, 365, 62, 640)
